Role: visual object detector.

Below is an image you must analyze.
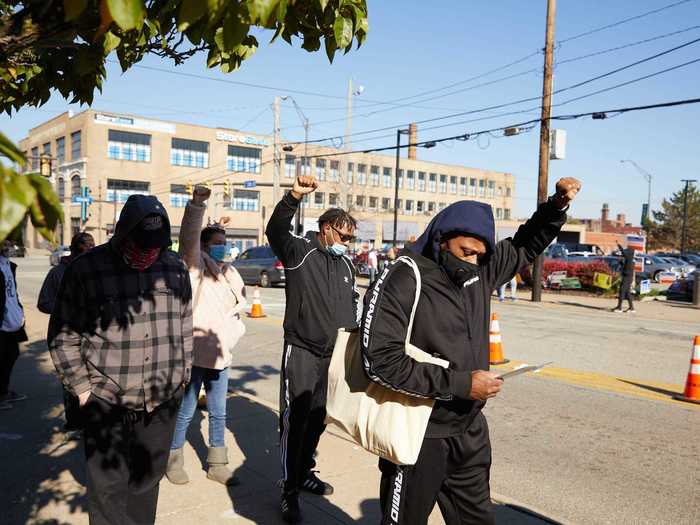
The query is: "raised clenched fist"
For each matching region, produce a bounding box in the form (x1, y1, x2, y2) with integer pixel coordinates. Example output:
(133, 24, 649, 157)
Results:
(291, 176, 319, 200)
(218, 216, 231, 227)
(552, 177, 582, 208)
(192, 185, 211, 205)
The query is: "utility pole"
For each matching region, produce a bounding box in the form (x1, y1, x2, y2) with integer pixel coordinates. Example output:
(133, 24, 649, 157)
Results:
(531, 0, 557, 303)
(680, 179, 696, 254)
(393, 128, 410, 247)
(345, 78, 353, 152)
(620, 159, 653, 227)
(273, 96, 281, 204)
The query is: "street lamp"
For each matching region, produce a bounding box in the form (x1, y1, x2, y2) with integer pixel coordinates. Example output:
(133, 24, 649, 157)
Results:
(393, 128, 410, 247)
(620, 160, 652, 225)
(282, 96, 310, 235)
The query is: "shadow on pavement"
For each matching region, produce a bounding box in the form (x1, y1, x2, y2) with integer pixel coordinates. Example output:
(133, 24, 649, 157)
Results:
(553, 300, 615, 312)
(618, 379, 682, 398)
(227, 364, 280, 396)
(0, 339, 87, 525)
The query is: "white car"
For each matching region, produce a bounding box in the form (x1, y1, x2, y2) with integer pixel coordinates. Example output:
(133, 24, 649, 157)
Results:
(49, 245, 71, 266)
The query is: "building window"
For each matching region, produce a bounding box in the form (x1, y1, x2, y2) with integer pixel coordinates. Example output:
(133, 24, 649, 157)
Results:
(356, 195, 365, 208)
(347, 194, 353, 208)
(439, 174, 447, 193)
(497, 186, 503, 197)
(107, 179, 149, 202)
(428, 173, 436, 192)
(56, 137, 65, 164)
(285, 155, 296, 178)
(71, 174, 81, 198)
(232, 189, 259, 211)
(407, 170, 415, 190)
(71, 131, 82, 160)
(398, 169, 404, 189)
(56, 177, 65, 201)
(488, 180, 495, 198)
(405, 200, 413, 215)
(381, 197, 391, 211)
(506, 187, 512, 197)
(383, 167, 392, 188)
(30, 147, 38, 170)
(42, 142, 51, 156)
(313, 192, 325, 208)
(329, 193, 338, 206)
(357, 164, 367, 185)
(439, 202, 447, 211)
(460, 177, 467, 195)
(71, 217, 81, 237)
(496, 208, 503, 220)
(171, 138, 209, 168)
(370, 165, 380, 186)
(227, 145, 261, 173)
(298, 157, 310, 176)
(504, 209, 511, 220)
(469, 178, 477, 197)
(330, 160, 339, 182)
(369, 196, 378, 210)
(450, 176, 457, 194)
(479, 179, 485, 197)
(417, 200, 425, 213)
(170, 184, 189, 208)
(418, 171, 426, 192)
(428, 202, 436, 213)
(397, 199, 403, 212)
(108, 130, 151, 162)
(315, 159, 326, 181)
(347, 162, 354, 185)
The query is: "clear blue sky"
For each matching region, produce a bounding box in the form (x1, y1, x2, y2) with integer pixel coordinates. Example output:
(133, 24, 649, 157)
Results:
(2, 0, 699, 221)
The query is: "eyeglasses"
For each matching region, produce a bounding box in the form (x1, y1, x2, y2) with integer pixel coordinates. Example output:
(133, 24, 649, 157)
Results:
(330, 225, 356, 243)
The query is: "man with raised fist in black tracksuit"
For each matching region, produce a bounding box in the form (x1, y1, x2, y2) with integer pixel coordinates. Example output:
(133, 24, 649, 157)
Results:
(361, 178, 581, 525)
(266, 175, 360, 523)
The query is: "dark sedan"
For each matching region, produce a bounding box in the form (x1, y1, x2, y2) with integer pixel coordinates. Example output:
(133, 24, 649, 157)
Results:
(230, 245, 285, 287)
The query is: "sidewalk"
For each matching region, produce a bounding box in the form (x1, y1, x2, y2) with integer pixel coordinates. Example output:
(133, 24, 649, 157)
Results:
(0, 310, 567, 524)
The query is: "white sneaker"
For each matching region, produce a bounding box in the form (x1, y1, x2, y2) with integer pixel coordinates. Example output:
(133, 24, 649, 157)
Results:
(612, 308, 624, 313)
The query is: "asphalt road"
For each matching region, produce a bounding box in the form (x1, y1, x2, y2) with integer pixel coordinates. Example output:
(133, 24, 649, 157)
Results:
(13, 257, 700, 524)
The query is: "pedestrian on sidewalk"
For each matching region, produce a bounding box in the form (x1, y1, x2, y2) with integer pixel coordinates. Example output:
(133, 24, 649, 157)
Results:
(368, 248, 379, 285)
(613, 243, 636, 313)
(0, 239, 29, 411)
(361, 178, 581, 525)
(37, 231, 95, 430)
(498, 274, 518, 302)
(48, 195, 193, 525)
(166, 185, 246, 487)
(266, 175, 360, 524)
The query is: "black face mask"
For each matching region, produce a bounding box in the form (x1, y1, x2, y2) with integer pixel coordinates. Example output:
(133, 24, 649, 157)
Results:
(439, 250, 480, 288)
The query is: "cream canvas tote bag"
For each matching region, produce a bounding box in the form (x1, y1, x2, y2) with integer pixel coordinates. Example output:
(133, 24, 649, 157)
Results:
(325, 256, 449, 465)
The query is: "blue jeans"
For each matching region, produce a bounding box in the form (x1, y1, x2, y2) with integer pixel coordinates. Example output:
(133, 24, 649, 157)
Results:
(171, 366, 229, 449)
(499, 276, 518, 300)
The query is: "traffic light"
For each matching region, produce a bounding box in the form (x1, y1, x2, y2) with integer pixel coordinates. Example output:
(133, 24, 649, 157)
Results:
(186, 181, 193, 195)
(223, 180, 231, 198)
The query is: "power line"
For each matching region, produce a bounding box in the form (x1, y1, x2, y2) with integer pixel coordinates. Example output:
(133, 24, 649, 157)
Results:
(284, 37, 700, 147)
(557, 0, 696, 44)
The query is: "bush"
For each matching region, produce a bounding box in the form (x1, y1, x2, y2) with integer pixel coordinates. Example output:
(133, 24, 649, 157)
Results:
(520, 260, 619, 291)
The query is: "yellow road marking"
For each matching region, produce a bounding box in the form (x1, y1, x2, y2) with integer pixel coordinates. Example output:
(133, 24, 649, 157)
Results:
(493, 359, 698, 409)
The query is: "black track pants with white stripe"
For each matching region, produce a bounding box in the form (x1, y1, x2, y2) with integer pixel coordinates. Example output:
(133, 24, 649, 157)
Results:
(379, 413, 495, 525)
(279, 342, 331, 493)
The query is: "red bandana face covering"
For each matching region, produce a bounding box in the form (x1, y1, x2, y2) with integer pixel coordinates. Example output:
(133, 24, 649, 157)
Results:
(122, 237, 161, 271)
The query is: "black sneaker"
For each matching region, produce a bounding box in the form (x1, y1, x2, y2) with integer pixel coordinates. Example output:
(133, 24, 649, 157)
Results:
(301, 471, 334, 496)
(281, 491, 301, 524)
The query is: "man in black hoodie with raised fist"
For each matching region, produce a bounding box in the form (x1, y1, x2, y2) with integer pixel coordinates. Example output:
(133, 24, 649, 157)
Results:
(361, 178, 581, 525)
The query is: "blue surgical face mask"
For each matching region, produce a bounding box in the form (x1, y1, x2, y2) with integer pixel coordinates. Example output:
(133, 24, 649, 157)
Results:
(208, 244, 227, 262)
(328, 243, 347, 256)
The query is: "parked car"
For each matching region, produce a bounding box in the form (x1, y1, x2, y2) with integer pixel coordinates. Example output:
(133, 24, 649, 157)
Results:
(640, 255, 679, 282)
(545, 242, 604, 259)
(666, 272, 695, 302)
(49, 245, 71, 266)
(659, 257, 695, 277)
(230, 245, 285, 287)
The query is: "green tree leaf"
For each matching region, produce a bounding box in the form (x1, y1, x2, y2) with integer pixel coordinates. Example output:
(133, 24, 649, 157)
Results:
(333, 15, 352, 49)
(106, 0, 145, 31)
(223, 12, 249, 50)
(103, 31, 122, 53)
(26, 174, 63, 243)
(324, 34, 336, 63)
(177, 0, 208, 31)
(0, 167, 38, 242)
(247, 0, 280, 26)
(0, 132, 25, 166)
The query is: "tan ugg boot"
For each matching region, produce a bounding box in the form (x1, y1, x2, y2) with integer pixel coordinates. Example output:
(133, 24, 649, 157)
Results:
(165, 448, 189, 485)
(206, 446, 240, 486)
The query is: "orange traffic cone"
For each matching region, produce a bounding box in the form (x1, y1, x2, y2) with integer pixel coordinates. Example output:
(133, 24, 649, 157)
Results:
(673, 335, 700, 404)
(247, 286, 267, 318)
(489, 313, 509, 365)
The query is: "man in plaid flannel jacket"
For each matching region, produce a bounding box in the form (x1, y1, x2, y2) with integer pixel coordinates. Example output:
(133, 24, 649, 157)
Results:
(48, 194, 193, 525)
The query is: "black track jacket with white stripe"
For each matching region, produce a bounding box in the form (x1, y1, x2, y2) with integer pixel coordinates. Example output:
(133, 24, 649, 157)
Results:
(266, 192, 360, 356)
(360, 201, 567, 438)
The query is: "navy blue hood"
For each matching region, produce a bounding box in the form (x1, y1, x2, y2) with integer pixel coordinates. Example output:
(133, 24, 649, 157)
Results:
(409, 200, 496, 263)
